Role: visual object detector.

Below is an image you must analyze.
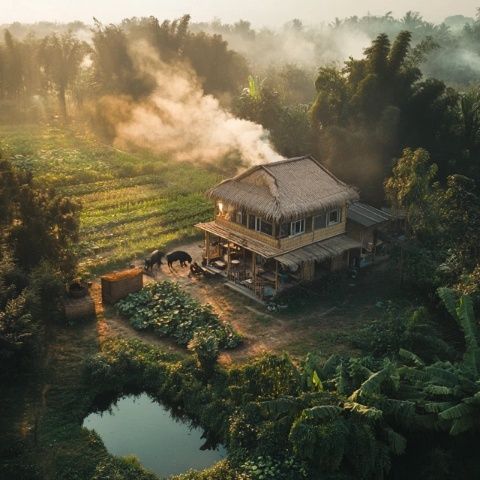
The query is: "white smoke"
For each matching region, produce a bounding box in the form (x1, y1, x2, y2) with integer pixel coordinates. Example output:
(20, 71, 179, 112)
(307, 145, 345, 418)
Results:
(113, 43, 284, 166)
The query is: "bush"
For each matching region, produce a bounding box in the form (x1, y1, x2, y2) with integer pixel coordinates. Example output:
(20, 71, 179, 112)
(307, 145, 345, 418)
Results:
(28, 261, 66, 323)
(116, 281, 242, 349)
(240, 456, 307, 480)
(188, 330, 220, 374)
(91, 456, 158, 480)
(352, 302, 454, 361)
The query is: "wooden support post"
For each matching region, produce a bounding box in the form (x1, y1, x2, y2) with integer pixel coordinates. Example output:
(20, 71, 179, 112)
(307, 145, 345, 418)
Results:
(275, 260, 279, 292)
(205, 232, 210, 265)
(252, 252, 256, 295)
(227, 243, 231, 279)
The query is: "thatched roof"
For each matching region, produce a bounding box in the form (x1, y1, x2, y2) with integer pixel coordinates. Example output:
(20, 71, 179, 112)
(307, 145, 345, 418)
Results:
(208, 155, 359, 222)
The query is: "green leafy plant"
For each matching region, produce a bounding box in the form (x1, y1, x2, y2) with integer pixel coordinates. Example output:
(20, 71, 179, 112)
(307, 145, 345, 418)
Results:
(188, 330, 220, 374)
(116, 281, 242, 349)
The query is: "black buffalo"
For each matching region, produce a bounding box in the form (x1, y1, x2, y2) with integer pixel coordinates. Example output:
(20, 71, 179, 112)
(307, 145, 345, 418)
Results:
(144, 250, 165, 271)
(167, 251, 192, 270)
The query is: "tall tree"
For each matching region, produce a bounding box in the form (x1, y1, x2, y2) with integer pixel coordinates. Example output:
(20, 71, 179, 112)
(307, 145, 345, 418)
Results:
(0, 158, 80, 278)
(40, 33, 86, 120)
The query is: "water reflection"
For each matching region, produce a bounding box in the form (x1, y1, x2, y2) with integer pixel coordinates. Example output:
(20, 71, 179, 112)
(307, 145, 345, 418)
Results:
(83, 393, 225, 477)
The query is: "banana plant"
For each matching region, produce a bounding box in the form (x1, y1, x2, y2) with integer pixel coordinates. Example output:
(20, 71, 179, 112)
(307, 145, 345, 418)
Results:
(400, 288, 480, 435)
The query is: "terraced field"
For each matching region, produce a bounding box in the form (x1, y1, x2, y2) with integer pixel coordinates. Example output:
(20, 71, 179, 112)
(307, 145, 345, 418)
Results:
(0, 125, 221, 275)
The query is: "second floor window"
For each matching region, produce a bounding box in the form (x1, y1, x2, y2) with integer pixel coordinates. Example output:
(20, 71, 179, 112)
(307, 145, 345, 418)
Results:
(314, 208, 342, 229)
(290, 218, 305, 236)
(235, 211, 243, 225)
(248, 215, 272, 236)
(327, 208, 341, 226)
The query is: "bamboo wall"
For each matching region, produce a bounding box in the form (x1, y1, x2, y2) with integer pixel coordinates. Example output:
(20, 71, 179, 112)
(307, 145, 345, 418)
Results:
(216, 217, 279, 248)
(215, 205, 347, 253)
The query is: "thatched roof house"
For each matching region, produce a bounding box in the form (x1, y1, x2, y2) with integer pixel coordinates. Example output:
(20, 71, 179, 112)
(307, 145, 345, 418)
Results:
(207, 155, 359, 223)
(196, 155, 385, 303)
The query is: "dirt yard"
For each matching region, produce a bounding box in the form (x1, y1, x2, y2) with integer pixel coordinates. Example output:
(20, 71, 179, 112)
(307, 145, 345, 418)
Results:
(89, 240, 400, 364)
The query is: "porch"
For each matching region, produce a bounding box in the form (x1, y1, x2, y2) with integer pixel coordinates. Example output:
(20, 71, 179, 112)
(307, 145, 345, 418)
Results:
(196, 221, 361, 302)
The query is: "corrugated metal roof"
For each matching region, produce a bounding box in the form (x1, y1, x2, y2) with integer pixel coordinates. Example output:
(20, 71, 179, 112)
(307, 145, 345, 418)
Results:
(347, 202, 391, 227)
(274, 235, 361, 269)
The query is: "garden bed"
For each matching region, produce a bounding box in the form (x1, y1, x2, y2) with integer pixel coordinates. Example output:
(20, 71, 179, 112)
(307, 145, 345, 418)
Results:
(116, 281, 242, 349)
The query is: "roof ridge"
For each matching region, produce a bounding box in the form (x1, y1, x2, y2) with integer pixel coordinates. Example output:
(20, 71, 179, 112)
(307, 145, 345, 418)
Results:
(264, 154, 312, 167)
(260, 164, 280, 199)
(309, 157, 350, 187)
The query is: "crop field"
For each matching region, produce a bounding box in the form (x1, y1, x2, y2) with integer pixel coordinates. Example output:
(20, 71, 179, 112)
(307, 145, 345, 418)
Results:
(0, 124, 221, 275)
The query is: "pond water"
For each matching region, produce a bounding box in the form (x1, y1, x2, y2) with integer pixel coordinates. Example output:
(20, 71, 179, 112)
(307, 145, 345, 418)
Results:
(83, 393, 226, 477)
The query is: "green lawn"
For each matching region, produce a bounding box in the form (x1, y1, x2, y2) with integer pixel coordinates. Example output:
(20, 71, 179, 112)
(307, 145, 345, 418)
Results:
(0, 124, 221, 275)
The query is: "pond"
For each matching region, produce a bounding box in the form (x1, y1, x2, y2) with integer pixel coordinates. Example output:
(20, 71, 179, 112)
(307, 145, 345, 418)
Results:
(83, 393, 226, 477)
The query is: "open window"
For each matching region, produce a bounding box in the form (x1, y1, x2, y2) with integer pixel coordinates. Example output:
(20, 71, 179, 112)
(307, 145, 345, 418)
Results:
(248, 215, 272, 236)
(260, 219, 273, 235)
(327, 208, 341, 226)
(290, 218, 305, 236)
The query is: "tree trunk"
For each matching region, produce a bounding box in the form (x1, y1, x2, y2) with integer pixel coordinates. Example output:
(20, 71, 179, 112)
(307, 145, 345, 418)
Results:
(58, 85, 67, 122)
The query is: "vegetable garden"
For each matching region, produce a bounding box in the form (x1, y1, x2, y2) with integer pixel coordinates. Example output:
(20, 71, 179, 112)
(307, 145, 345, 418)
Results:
(116, 281, 242, 349)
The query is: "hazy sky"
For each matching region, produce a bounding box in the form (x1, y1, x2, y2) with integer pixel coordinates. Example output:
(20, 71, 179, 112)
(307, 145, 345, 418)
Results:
(2, 0, 479, 26)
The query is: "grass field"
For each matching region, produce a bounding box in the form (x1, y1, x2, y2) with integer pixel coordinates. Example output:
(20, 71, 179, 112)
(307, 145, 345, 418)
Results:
(0, 124, 221, 275)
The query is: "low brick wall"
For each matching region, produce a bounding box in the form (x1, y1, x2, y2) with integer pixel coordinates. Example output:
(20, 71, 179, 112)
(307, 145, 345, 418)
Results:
(101, 268, 143, 304)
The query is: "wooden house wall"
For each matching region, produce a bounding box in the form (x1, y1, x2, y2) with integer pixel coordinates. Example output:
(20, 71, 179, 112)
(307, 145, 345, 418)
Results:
(215, 205, 347, 253)
(216, 217, 279, 248)
(280, 212, 346, 250)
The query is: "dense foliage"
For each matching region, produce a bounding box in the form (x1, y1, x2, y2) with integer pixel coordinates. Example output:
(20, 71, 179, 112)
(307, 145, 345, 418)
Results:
(385, 147, 480, 295)
(0, 156, 80, 276)
(2, 10, 480, 480)
(116, 281, 242, 349)
(0, 16, 248, 124)
(0, 156, 80, 370)
(85, 287, 480, 480)
(309, 30, 478, 203)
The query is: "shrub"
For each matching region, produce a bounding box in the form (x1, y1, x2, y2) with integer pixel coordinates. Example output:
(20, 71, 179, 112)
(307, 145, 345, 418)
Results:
(188, 330, 220, 374)
(240, 456, 307, 480)
(91, 456, 158, 480)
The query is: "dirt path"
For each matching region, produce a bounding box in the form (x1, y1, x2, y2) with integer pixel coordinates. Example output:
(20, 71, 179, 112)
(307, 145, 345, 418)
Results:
(86, 239, 389, 364)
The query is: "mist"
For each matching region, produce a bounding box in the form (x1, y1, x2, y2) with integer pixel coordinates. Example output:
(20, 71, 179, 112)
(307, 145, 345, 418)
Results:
(3, 0, 478, 26)
(192, 20, 371, 69)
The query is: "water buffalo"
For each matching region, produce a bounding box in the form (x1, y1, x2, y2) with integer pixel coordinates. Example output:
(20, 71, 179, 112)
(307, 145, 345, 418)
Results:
(144, 250, 165, 271)
(167, 251, 192, 270)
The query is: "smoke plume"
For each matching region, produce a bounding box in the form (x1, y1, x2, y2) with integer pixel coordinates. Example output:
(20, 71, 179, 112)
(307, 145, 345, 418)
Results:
(112, 43, 284, 166)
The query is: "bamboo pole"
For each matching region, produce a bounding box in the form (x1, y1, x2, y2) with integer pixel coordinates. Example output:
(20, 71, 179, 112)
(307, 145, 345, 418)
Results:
(227, 243, 231, 279)
(252, 252, 256, 295)
(275, 260, 279, 292)
(205, 232, 210, 265)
